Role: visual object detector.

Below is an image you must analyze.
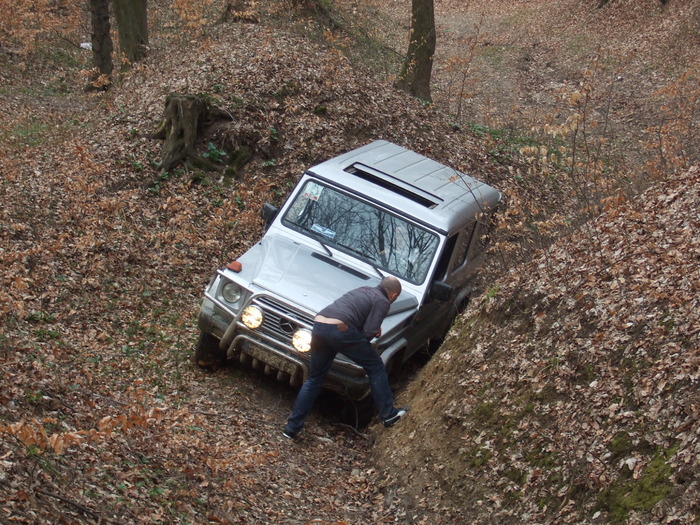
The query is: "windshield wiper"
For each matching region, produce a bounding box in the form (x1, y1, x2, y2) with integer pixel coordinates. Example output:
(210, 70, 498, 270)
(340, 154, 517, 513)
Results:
(316, 238, 333, 257)
(371, 264, 385, 279)
(337, 244, 385, 278)
(296, 225, 333, 257)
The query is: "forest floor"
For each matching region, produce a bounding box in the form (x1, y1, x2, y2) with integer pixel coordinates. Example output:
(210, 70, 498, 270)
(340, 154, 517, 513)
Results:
(348, 0, 699, 172)
(1, 0, 698, 523)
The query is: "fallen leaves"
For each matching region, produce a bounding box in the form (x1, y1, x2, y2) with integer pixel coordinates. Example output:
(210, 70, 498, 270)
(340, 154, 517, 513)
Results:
(374, 166, 700, 523)
(2, 0, 699, 523)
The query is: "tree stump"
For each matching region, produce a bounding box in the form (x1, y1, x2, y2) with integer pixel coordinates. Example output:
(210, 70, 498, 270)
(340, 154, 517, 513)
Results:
(151, 93, 259, 179)
(152, 94, 211, 174)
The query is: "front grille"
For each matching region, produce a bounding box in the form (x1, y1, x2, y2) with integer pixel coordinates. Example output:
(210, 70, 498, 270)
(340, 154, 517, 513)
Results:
(252, 296, 314, 345)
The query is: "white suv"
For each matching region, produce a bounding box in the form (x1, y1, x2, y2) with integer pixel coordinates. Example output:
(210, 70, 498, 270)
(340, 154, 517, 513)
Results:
(195, 140, 501, 401)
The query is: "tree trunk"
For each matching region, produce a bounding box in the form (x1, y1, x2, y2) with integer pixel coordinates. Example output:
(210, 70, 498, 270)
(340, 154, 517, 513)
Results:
(113, 0, 149, 65)
(395, 0, 436, 102)
(89, 0, 113, 77)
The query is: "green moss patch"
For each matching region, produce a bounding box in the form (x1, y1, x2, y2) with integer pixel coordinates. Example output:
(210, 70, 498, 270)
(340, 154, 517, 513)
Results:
(596, 444, 678, 523)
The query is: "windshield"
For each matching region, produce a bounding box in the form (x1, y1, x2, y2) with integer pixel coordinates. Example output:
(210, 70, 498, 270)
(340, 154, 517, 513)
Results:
(282, 180, 439, 284)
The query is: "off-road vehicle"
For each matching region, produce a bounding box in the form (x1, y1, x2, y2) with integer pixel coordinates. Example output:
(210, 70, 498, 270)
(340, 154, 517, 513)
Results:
(195, 140, 501, 401)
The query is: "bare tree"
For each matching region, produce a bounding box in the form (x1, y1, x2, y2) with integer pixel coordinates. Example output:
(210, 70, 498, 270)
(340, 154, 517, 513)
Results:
(89, 0, 113, 78)
(395, 0, 436, 102)
(113, 0, 149, 65)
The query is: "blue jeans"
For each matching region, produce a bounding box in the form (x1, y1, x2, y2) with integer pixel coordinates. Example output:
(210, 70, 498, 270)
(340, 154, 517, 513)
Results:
(285, 322, 396, 434)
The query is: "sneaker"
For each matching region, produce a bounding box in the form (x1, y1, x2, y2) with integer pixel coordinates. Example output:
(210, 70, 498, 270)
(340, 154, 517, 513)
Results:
(383, 407, 408, 428)
(282, 428, 297, 439)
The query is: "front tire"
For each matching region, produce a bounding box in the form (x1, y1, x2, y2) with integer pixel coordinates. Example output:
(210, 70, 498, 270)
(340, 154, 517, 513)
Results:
(193, 331, 225, 368)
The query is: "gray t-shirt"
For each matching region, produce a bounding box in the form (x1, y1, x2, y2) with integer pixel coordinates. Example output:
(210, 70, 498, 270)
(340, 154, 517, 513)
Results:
(318, 285, 390, 340)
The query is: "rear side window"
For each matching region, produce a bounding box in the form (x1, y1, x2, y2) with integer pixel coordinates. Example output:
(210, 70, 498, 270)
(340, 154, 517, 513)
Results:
(451, 222, 477, 271)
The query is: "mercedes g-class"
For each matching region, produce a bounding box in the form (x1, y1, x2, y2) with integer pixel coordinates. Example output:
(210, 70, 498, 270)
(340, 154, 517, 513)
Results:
(195, 140, 501, 401)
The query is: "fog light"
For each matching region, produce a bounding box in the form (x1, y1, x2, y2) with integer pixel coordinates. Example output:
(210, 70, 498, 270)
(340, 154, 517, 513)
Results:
(292, 328, 312, 353)
(241, 305, 263, 329)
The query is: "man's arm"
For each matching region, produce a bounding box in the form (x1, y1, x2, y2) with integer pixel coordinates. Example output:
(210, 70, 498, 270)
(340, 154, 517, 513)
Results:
(362, 299, 390, 340)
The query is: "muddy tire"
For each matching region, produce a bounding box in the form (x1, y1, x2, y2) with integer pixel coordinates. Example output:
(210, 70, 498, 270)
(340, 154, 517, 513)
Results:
(193, 331, 225, 368)
(340, 396, 375, 428)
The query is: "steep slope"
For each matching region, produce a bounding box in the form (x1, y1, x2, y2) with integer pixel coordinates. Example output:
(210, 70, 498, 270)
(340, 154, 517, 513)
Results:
(374, 166, 699, 523)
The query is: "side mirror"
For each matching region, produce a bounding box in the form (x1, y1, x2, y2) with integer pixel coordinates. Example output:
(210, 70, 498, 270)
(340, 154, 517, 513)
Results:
(430, 281, 453, 302)
(261, 203, 279, 229)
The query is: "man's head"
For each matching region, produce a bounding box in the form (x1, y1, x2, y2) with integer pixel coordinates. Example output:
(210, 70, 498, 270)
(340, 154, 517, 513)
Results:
(380, 276, 402, 303)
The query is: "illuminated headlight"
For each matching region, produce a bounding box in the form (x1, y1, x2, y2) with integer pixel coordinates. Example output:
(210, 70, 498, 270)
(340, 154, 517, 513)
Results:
(221, 282, 243, 304)
(241, 305, 264, 329)
(292, 329, 312, 353)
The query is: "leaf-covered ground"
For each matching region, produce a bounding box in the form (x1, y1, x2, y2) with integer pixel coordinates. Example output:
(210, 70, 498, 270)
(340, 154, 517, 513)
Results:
(1, 0, 699, 523)
(369, 1, 700, 523)
(374, 165, 700, 523)
(0, 4, 508, 523)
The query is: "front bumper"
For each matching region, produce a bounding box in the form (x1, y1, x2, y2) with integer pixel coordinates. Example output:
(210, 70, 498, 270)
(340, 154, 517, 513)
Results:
(232, 334, 372, 400)
(198, 296, 372, 400)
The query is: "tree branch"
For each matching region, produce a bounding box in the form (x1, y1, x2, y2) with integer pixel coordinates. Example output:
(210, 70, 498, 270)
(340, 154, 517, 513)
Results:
(35, 488, 103, 521)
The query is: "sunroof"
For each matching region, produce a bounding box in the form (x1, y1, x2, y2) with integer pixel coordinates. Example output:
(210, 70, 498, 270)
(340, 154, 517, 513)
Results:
(344, 163, 441, 208)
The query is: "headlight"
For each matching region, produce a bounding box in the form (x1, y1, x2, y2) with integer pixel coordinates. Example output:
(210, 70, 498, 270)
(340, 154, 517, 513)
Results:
(292, 329, 312, 353)
(221, 282, 243, 304)
(241, 305, 264, 329)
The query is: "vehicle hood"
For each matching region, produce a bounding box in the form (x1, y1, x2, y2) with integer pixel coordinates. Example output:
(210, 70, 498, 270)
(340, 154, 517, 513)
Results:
(238, 232, 418, 316)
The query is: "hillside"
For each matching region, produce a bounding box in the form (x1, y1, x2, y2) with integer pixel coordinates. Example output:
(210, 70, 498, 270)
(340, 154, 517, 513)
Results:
(374, 166, 700, 523)
(1, 0, 699, 523)
(349, 0, 700, 176)
(367, 1, 700, 523)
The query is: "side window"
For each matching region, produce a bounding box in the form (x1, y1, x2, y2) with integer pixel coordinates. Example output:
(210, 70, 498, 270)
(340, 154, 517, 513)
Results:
(433, 233, 458, 281)
(451, 222, 477, 271)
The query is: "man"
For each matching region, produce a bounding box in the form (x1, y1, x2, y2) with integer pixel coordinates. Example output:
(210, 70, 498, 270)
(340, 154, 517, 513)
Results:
(283, 276, 408, 439)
